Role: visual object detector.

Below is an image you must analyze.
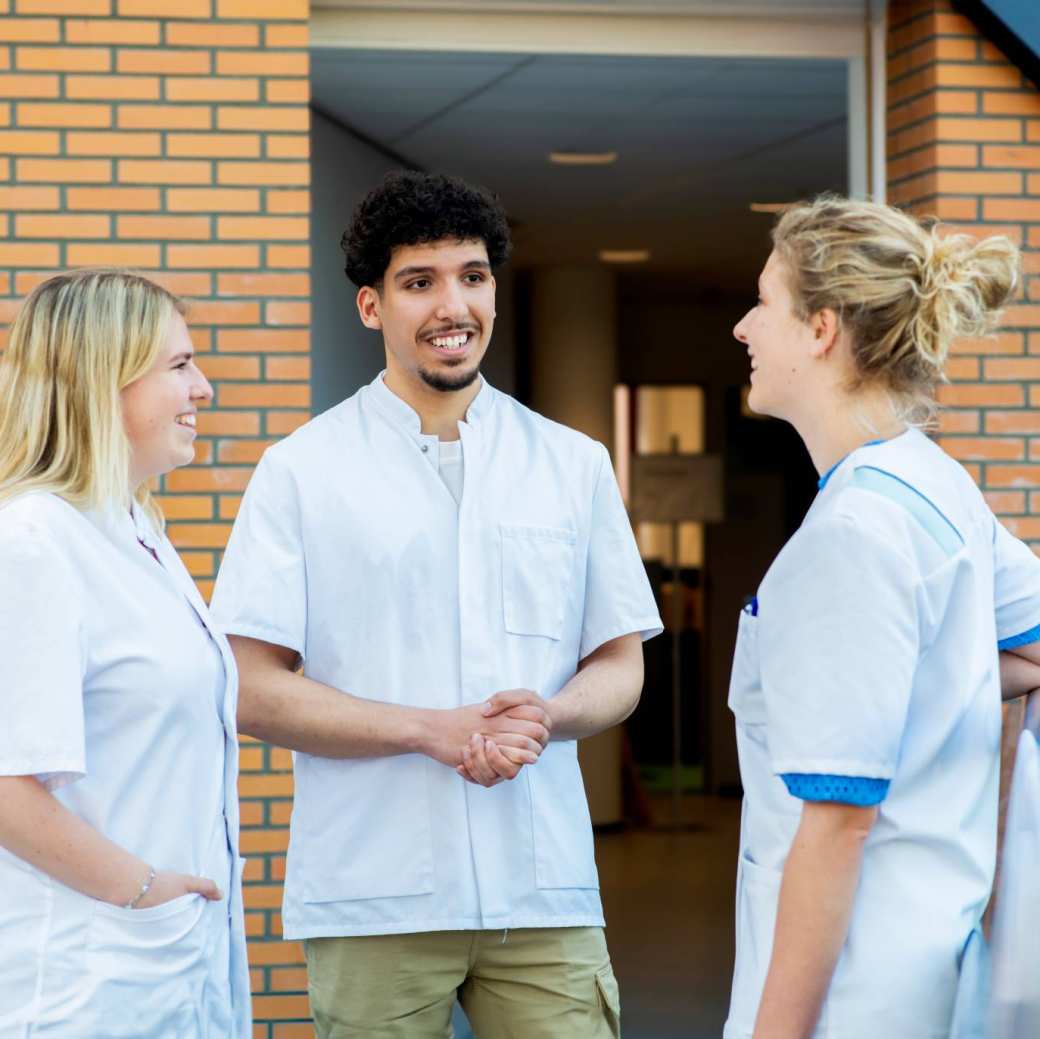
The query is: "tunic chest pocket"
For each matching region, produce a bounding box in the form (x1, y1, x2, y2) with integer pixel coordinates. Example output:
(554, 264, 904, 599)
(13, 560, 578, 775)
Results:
(728, 608, 768, 727)
(500, 523, 577, 640)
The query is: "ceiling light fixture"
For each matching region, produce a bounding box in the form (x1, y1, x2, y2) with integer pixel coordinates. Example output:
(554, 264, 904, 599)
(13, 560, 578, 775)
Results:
(549, 151, 618, 166)
(749, 202, 791, 213)
(598, 249, 650, 264)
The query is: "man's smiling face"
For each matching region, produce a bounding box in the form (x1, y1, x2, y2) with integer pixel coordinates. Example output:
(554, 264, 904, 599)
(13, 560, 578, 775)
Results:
(358, 237, 496, 395)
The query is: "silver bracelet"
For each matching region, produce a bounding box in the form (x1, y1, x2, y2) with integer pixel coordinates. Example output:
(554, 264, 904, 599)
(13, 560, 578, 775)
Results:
(124, 867, 156, 910)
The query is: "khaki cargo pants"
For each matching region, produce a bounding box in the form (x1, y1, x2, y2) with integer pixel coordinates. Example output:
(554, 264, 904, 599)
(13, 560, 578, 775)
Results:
(304, 925, 621, 1038)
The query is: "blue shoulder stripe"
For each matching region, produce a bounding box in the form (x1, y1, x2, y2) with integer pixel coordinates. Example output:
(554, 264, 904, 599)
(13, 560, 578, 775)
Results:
(850, 466, 963, 559)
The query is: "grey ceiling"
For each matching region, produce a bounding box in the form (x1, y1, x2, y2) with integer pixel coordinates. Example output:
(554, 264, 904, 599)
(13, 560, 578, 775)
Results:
(310, 49, 848, 290)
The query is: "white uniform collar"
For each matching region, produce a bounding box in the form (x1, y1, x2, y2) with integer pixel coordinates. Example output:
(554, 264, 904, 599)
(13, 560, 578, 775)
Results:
(87, 497, 161, 552)
(368, 370, 494, 435)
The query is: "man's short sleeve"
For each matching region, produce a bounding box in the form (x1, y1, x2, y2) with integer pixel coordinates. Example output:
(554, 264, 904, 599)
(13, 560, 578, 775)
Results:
(0, 526, 86, 788)
(993, 519, 1040, 650)
(579, 444, 663, 660)
(211, 452, 308, 660)
(759, 511, 920, 781)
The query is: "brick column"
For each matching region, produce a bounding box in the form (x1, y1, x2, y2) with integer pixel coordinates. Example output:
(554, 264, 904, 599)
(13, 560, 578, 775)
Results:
(0, 2, 311, 1033)
(887, 0, 1040, 542)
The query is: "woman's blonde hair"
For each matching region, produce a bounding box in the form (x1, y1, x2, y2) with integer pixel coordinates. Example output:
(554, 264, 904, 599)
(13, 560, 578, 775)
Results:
(0, 268, 186, 525)
(772, 194, 1020, 425)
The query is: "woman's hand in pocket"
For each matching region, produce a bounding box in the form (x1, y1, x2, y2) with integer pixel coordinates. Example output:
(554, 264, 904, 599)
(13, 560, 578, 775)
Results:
(133, 871, 222, 909)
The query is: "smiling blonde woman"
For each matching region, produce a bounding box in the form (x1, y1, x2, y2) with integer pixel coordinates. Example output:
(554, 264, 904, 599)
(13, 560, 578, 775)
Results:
(0, 269, 250, 1038)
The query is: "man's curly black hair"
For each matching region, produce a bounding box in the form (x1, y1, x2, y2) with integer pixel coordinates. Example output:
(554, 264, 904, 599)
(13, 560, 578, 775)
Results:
(341, 170, 512, 289)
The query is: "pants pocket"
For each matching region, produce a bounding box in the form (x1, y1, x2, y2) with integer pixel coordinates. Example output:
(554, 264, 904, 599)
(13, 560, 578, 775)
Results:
(595, 963, 621, 1038)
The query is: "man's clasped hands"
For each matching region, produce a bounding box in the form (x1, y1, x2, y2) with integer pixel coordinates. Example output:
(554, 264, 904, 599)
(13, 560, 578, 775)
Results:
(422, 689, 554, 788)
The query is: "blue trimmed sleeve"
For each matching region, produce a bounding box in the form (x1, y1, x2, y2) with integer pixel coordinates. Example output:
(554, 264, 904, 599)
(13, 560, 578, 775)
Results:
(781, 773, 890, 807)
(998, 622, 1040, 651)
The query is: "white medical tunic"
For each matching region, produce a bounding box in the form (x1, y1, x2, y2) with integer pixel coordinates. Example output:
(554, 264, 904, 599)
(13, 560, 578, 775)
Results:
(0, 492, 250, 1039)
(725, 428, 1040, 1039)
(211, 373, 662, 939)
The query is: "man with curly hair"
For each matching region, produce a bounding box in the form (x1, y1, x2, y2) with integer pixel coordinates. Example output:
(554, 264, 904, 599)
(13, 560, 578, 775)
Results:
(212, 170, 661, 1038)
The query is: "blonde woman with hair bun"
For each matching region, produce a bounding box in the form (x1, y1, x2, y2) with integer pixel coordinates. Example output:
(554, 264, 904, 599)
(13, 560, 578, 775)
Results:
(0, 269, 250, 1036)
(726, 196, 1040, 1039)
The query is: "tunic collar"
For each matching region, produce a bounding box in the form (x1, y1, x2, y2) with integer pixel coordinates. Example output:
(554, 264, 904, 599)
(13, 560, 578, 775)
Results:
(367, 370, 494, 435)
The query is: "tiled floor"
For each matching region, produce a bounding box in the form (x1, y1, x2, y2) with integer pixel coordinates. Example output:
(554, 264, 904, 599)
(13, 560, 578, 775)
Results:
(454, 795, 741, 1038)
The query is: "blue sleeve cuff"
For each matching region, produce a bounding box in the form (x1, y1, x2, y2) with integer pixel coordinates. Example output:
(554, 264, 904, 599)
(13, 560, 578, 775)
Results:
(998, 622, 1040, 651)
(781, 773, 890, 806)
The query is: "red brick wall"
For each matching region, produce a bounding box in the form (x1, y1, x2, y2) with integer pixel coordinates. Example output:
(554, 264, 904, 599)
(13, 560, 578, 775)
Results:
(0, 2, 311, 1034)
(887, 0, 1040, 542)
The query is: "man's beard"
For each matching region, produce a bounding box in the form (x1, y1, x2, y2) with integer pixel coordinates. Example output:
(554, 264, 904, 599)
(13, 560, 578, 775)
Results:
(418, 362, 481, 393)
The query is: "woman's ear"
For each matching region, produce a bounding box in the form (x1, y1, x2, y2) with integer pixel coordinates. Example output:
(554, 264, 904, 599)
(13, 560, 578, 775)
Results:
(808, 307, 841, 359)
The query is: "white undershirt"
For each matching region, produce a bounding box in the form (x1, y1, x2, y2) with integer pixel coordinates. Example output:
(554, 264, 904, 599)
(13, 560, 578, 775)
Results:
(437, 438, 464, 506)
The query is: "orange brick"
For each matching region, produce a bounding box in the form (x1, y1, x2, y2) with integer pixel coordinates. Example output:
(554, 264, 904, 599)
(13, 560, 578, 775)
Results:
(218, 438, 273, 463)
(988, 411, 1040, 437)
(1028, 179, 1040, 201)
(16, 46, 110, 72)
(265, 189, 307, 214)
(176, 550, 215, 579)
(983, 490, 1026, 514)
(14, 269, 59, 294)
(0, 242, 58, 265)
(155, 494, 213, 520)
(219, 328, 308, 353)
(217, 105, 308, 132)
(218, 161, 308, 187)
(1030, 122, 1040, 144)
(266, 24, 307, 47)
(187, 326, 212, 352)
(937, 383, 1024, 407)
(66, 185, 159, 210)
(238, 801, 263, 826)
(0, 18, 58, 41)
(1005, 304, 1040, 327)
(168, 132, 260, 158)
(983, 199, 1040, 221)
(951, 331, 1025, 356)
(17, 0, 110, 11)
(168, 243, 259, 269)
(218, 215, 306, 240)
(165, 466, 253, 492)
(989, 464, 1040, 489)
(983, 145, 1040, 168)
(250, 994, 311, 1020)
(117, 214, 210, 239)
(239, 773, 294, 798)
(267, 245, 308, 268)
(272, 1024, 316, 1039)
(1002, 517, 1040, 539)
(0, 128, 57, 153)
(197, 409, 260, 436)
(0, 184, 57, 208)
(265, 301, 309, 326)
(219, 383, 309, 408)
(238, 745, 264, 770)
(984, 358, 1040, 380)
(243, 912, 265, 938)
(940, 221, 1023, 245)
(68, 130, 159, 156)
(888, 66, 937, 106)
(166, 77, 258, 102)
(937, 410, 979, 434)
(118, 103, 210, 129)
(218, 494, 241, 519)
(935, 170, 1022, 194)
(195, 355, 260, 380)
(937, 436, 1024, 461)
(66, 18, 160, 45)
(269, 966, 308, 992)
(67, 242, 160, 266)
(189, 300, 260, 326)
(16, 213, 109, 238)
(117, 48, 210, 75)
(146, 270, 211, 295)
(0, 73, 57, 97)
(936, 117, 1022, 143)
(935, 63, 1022, 90)
(165, 522, 232, 549)
(264, 79, 307, 104)
(118, 0, 211, 14)
(218, 0, 306, 15)
(266, 135, 307, 160)
(17, 157, 110, 182)
(216, 50, 307, 78)
(267, 802, 292, 826)
(217, 272, 308, 296)
(945, 357, 979, 380)
(19, 101, 110, 126)
(166, 22, 259, 48)
(67, 74, 159, 100)
(246, 939, 305, 968)
(167, 187, 259, 212)
(983, 92, 1040, 118)
(118, 159, 211, 184)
